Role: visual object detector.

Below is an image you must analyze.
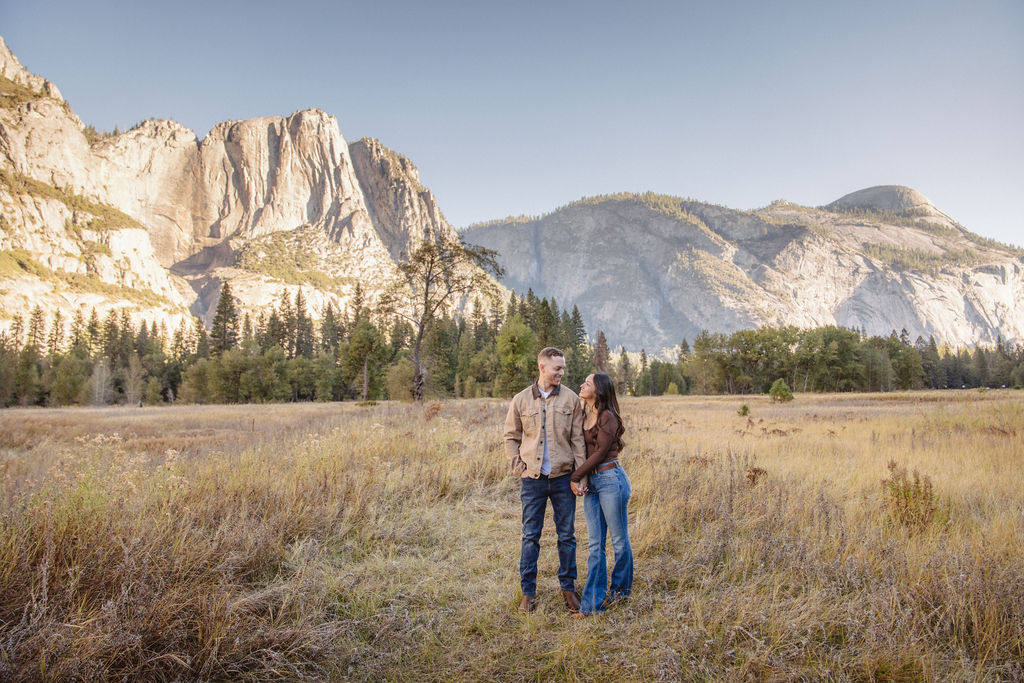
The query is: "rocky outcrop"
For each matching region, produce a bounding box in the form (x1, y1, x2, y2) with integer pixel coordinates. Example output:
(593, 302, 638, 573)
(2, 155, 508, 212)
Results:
(350, 138, 456, 260)
(463, 193, 1024, 350)
(0, 36, 63, 102)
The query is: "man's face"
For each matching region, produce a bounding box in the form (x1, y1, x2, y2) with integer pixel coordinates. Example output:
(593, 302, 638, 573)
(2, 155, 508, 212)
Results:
(539, 355, 566, 387)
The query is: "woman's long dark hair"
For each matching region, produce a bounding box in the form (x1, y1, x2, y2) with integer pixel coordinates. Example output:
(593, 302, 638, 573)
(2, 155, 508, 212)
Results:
(591, 372, 625, 449)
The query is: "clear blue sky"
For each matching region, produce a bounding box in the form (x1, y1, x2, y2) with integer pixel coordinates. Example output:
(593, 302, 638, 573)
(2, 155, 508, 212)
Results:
(3, 0, 1022, 246)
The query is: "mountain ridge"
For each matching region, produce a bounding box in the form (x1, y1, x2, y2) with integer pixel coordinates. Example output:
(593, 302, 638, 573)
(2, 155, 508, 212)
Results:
(462, 191, 1023, 350)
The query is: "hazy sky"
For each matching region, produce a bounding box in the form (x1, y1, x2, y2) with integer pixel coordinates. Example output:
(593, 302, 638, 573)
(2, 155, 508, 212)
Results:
(3, 0, 1022, 245)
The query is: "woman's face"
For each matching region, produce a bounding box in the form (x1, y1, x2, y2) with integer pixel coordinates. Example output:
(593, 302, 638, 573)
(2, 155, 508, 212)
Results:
(580, 374, 596, 400)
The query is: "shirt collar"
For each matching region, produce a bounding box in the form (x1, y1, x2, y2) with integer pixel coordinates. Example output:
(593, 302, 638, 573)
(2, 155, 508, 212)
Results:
(531, 382, 561, 399)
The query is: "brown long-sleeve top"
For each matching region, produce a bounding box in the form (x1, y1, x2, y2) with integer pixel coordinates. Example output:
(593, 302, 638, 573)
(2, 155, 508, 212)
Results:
(570, 409, 621, 483)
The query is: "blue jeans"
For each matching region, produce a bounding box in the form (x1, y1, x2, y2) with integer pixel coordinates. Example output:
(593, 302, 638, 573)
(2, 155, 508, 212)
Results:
(580, 465, 633, 614)
(520, 473, 577, 594)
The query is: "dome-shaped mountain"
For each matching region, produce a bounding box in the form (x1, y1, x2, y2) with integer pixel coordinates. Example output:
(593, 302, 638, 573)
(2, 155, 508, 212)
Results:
(826, 185, 941, 216)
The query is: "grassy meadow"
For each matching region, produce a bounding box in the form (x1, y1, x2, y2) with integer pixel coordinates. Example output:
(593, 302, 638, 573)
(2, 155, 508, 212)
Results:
(1, 391, 1022, 681)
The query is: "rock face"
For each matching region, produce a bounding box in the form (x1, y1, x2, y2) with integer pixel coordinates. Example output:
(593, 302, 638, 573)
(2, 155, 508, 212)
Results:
(462, 194, 1024, 350)
(0, 37, 466, 332)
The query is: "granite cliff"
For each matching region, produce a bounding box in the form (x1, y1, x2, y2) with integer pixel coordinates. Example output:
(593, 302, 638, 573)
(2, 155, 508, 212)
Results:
(462, 190, 1024, 350)
(0, 36, 466, 334)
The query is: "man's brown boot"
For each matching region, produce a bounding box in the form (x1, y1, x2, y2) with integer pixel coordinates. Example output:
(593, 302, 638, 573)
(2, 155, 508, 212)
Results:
(518, 594, 537, 612)
(562, 590, 581, 613)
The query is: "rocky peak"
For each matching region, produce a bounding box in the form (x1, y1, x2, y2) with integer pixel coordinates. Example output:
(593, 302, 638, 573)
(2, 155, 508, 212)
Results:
(0, 36, 63, 102)
(350, 137, 455, 260)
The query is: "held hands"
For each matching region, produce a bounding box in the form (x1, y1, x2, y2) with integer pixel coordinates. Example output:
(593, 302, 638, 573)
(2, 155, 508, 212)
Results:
(570, 481, 588, 496)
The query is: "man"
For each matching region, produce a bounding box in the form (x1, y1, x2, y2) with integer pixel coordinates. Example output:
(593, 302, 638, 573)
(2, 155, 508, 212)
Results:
(504, 346, 586, 613)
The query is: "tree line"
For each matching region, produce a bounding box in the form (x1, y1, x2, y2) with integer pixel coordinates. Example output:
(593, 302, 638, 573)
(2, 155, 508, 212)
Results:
(2, 287, 1021, 409)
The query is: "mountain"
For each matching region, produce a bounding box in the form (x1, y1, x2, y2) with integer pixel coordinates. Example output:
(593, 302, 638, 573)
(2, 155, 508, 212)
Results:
(0, 36, 466, 335)
(462, 190, 1024, 350)
(3, 36, 1021, 353)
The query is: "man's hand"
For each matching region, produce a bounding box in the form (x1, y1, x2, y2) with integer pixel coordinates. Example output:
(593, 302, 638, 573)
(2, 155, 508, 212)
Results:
(570, 481, 587, 496)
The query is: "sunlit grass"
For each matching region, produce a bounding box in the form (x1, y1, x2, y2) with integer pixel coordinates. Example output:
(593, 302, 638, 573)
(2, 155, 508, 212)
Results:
(1, 391, 1021, 680)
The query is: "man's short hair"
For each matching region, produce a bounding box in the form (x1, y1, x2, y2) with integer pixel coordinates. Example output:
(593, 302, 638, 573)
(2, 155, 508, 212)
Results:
(538, 347, 565, 362)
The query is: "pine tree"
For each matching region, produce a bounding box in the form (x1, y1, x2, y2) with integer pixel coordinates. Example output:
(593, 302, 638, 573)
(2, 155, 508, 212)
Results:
(294, 291, 315, 359)
(593, 329, 611, 373)
(101, 310, 120, 363)
(278, 293, 296, 357)
(47, 309, 65, 357)
(616, 348, 634, 395)
(505, 293, 519, 326)
(679, 338, 691, 361)
(117, 310, 135, 368)
(7, 314, 24, 351)
(86, 309, 101, 356)
(69, 311, 87, 353)
(351, 282, 366, 324)
(195, 318, 210, 359)
(320, 302, 341, 353)
(241, 312, 253, 346)
(210, 281, 240, 357)
(26, 306, 46, 354)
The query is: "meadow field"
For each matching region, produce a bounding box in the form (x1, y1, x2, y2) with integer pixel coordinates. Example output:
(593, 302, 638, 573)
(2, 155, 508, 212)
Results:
(1, 391, 1022, 681)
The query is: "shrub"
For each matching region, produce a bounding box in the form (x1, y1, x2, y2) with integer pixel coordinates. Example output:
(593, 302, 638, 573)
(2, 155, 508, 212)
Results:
(768, 379, 794, 402)
(737, 404, 750, 416)
(882, 460, 941, 533)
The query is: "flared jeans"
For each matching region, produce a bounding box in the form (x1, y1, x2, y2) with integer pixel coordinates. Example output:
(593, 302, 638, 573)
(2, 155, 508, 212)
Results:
(580, 465, 633, 614)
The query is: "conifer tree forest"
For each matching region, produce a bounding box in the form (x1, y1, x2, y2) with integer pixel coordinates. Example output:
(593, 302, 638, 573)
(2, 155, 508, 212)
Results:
(1, 285, 1022, 408)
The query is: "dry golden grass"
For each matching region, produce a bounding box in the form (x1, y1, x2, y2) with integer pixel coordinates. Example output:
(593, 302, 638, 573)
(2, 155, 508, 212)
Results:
(1, 391, 1022, 681)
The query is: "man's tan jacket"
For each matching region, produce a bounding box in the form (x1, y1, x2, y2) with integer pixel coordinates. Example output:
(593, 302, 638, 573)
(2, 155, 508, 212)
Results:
(504, 382, 586, 480)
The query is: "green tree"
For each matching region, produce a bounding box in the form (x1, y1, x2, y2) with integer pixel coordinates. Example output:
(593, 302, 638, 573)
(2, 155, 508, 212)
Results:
(495, 315, 535, 397)
(47, 309, 65, 357)
(345, 318, 389, 401)
(313, 350, 343, 401)
(385, 353, 417, 401)
(769, 378, 794, 402)
(50, 353, 89, 406)
(144, 376, 164, 404)
(616, 348, 634, 395)
(25, 306, 46, 355)
(210, 281, 239, 357)
(564, 305, 590, 388)
(293, 290, 315, 359)
(320, 302, 342, 354)
(593, 329, 611, 374)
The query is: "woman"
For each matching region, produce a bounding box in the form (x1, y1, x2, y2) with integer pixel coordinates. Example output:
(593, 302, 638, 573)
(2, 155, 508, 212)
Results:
(570, 372, 633, 617)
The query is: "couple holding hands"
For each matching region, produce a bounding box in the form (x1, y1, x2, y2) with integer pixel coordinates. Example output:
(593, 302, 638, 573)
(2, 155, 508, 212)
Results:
(504, 347, 633, 617)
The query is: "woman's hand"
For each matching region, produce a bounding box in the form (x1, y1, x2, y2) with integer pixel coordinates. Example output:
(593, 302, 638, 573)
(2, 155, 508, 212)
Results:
(570, 481, 587, 496)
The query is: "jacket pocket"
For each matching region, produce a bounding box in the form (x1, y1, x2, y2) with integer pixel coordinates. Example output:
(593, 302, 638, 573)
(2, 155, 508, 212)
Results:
(554, 405, 572, 435)
(511, 457, 527, 476)
(522, 408, 540, 438)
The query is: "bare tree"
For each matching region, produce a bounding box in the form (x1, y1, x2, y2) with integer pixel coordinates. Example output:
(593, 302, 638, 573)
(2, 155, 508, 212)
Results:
(379, 234, 503, 401)
(123, 354, 146, 405)
(89, 359, 112, 405)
